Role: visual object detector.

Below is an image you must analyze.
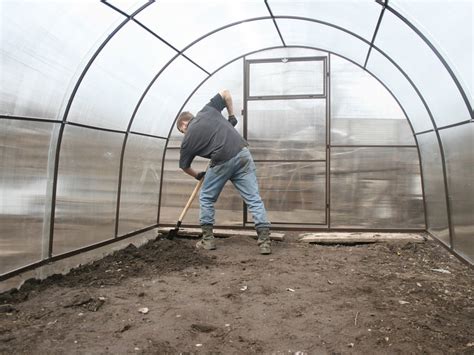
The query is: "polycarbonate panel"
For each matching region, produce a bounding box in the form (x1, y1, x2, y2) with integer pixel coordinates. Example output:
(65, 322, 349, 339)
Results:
(440, 124, 474, 263)
(184, 20, 283, 73)
(0, 1, 122, 119)
(131, 56, 207, 137)
(331, 56, 414, 145)
(275, 19, 370, 66)
(105, 0, 148, 14)
(246, 47, 328, 60)
(331, 147, 424, 228)
(0, 120, 55, 274)
(118, 134, 166, 236)
(249, 59, 325, 97)
(391, 0, 473, 108)
(136, 0, 269, 50)
(417, 132, 449, 245)
(160, 149, 242, 226)
(68, 21, 177, 131)
(269, 0, 382, 41)
(247, 99, 326, 161)
(367, 50, 433, 133)
(169, 59, 245, 148)
(375, 11, 471, 128)
(252, 162, 326, 224)
(54, 126, 123, 255)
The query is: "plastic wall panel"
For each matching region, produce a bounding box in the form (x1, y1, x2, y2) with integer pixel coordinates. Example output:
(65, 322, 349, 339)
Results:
(184, 20, 282, 73)
(0, 1, 121, 119)
(375, 11, 471, 128)
(331, 56, 414, 145)
(331, 147, 424, 228)
(160, 150, 242, 226)
(440, 124, 474, 263)
(254, 162, 326, 224)
(68, 21, 176, 131)
(54, 126, 123, 255)
(131, 56, 207, 137)
(0, 120, 55, 274)
(367, 50, 433, 133)
(104, 0, 148, 14)
(169, 59, 245, 148)
(276, 19, 370, 67)
(390, 0, 473, 108)
(249, 60, 325, 97)
(118, 135, 166, 236)
(247, 99, 326, 161)
(269, 0, 382, 41)
(416, 132, 449, 245)
(136, 0, 269, 50)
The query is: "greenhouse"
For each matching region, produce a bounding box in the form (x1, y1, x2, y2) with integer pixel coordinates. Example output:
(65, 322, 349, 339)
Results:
(0, 0, 472, 353)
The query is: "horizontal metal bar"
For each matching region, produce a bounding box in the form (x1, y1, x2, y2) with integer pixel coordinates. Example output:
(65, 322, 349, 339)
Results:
(66, 121, 126, 135)
(246, 56, 327, 64)
(415, 129, 435, 136)
(248, 94, 326, 100)
(254, 159, 326, 163)
(437, 119, 472, 131)
(331, 145, 417, 148)
(0, 115, 62, 124)
(0, 224, 159, 282)
(129, 130, 168, 140)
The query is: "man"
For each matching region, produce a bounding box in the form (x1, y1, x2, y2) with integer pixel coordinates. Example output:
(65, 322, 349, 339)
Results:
(176, 89, 271, 255)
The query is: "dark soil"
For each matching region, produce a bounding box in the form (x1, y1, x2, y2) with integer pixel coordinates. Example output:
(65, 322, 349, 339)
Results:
(0, 232, 473, 354)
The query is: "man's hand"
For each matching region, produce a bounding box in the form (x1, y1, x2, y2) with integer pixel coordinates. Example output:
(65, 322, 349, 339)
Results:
(228, 114, 238, 127)
(195, 171, 206, 180)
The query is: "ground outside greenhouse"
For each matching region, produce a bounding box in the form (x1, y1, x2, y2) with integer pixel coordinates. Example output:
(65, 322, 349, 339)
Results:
(0, 231, 473, 354)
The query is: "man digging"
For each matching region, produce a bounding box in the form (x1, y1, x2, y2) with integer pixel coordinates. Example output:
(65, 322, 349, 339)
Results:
(176, 90, 271, 255)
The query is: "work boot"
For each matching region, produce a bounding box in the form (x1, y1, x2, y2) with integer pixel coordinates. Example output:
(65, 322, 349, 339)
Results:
(257, 228, 271, 255)
(196, 225, 216, 250)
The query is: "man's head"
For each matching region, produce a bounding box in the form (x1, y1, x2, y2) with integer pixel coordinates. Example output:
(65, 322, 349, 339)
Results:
(176, 111, 194, 134)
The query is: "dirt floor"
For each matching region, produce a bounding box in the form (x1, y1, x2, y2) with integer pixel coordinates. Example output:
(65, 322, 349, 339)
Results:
(0, 231, 473, 354)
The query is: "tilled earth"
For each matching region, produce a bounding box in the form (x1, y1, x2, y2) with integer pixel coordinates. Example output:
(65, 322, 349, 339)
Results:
(0, 232, 473, 354)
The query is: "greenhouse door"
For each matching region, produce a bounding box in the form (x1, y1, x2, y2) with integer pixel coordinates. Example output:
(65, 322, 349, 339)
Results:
(244, 57, 328, 227)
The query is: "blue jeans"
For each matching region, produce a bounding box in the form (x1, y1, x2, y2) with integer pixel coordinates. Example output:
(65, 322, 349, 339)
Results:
(199, 147, 270, 230)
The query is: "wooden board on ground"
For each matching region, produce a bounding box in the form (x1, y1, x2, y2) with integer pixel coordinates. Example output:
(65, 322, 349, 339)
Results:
(158, 227, 284, 241)
(298, 232, 426, 244)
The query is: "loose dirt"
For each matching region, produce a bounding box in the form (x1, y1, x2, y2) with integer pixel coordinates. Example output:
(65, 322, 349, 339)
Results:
(0, 232, 473, 354)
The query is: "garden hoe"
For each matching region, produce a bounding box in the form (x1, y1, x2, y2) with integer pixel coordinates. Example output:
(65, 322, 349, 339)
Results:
(167, 175, 205, 239)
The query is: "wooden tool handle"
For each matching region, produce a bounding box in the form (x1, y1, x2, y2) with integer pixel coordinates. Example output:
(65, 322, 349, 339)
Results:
(178, 177, 205, 222)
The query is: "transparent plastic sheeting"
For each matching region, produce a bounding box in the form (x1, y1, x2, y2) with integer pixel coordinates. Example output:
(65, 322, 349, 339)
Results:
(375, 9, 471, 128)
(131, 56, 208, 138)
(275, 19, 370, 67)
(68, 21, 177, 131)
(416, 133, 450, 245)
(440, 124, 474, 262)
(331, 55, 415, 146)
(136, 0, 270, 51)
(390, 0, 473, 109)
(0, 120, 55, 271)
(0, 1, 122, 119)
(269, 0, 382, 42)
(118, 134, 166, 236)
(54, 126, 123, 255)
(331, 147, 424, 228)
(367, 50, 433, 133)
(247, 99, 326, 161)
